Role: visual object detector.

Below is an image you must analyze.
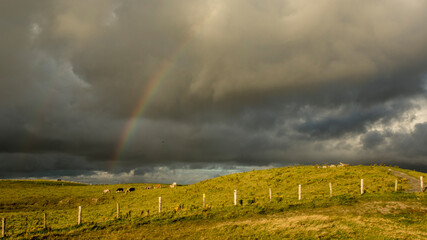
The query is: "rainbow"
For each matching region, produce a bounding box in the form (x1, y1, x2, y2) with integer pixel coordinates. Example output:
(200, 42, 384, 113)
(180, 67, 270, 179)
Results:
(109, 11, 216, 171)
(108, 56, 177, 170)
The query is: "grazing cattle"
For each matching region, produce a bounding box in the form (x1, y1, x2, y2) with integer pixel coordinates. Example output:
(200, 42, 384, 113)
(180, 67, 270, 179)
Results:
(145, 186, 153, 189)
(116, 188, 124, 193)
(103, 189, 110, 194)
(125, 187, 135, 193)
(154, 184, 161, 189)
(170, 182, 177, 188)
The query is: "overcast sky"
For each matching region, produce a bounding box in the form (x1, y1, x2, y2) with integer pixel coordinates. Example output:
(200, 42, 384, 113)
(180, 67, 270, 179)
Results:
(1, 0, 427, 184)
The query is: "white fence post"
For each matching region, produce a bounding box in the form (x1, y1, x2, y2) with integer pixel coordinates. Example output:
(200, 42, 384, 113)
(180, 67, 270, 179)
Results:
(329, 182, 332, 197)
(203, 193, 206, 208)
(117, 203, 120, 219)
(234, 190, 237, 206)
(298, 185, 301, 200)
(361, 179, 364, 195)
(159, 197, 162, 213)
(269, 188, 272, 202)
(421, 176, 424, 192)
(78, 206, 82, 225)
(2, 218, 5, 238)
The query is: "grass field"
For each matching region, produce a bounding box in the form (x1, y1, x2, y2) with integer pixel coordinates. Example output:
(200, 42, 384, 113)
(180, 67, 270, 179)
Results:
(0, 165, 426, 239)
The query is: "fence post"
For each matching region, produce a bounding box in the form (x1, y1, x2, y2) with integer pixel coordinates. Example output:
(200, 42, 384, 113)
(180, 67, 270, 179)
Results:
(203, 193, 206, 208)
(298, 185, 301, 200)
(43, 213, 46, 229)
(78, 206, 82, 225)
(159, 197, 162, 213)
(2, 218, 5, 238)
(360, 179, 364, 195)
(329, 183, 332, 197)
(117, 203, 120, 219)
(421, 176, 424, 192)
(395, 179, 398, 192)
(234, 190, 237, 206)
(269, 188, 272, 202)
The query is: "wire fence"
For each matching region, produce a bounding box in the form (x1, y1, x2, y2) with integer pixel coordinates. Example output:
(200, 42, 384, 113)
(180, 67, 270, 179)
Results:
(1, 177, 425, 238)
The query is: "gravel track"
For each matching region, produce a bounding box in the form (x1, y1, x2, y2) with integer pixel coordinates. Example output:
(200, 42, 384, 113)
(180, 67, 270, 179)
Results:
(388, 169, 423, 192)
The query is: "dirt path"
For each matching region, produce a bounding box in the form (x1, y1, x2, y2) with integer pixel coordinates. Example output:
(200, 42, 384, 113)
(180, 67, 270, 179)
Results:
(388, 169, 422, 192)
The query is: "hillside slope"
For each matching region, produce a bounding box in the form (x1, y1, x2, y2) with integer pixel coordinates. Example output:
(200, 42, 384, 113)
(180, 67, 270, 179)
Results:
(0, 165, 425, 239)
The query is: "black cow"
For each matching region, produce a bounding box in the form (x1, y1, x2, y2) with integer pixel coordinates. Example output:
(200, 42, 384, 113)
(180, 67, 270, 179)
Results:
(125, 187, 135, 193)
(116, 188, 124, 193)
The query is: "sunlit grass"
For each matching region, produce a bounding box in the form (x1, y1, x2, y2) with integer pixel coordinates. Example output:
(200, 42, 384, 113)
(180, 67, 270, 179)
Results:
(0, 165, 425, 239)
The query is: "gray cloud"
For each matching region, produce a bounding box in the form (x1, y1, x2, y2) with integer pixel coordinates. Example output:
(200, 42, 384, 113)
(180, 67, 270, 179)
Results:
(391, 123, 427, 157)
(361, 130, 385, 150)
(297, 100, 415, 139)
(1, 0, 427, 182)
(0, 153, 95, 178)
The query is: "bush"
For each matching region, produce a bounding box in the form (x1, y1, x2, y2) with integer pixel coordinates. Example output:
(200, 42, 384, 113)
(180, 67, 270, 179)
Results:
(247, 199, 255, 205)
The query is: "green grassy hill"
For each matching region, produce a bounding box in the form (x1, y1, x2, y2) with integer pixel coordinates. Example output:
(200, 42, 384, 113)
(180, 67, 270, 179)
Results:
(0, 165, 426, 239)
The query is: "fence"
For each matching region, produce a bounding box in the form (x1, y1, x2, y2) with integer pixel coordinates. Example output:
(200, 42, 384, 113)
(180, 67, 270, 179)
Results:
(1, 176, 425, 238)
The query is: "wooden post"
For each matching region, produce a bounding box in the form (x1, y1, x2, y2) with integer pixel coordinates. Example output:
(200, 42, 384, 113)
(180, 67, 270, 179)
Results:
(2, 218, 5, 238)
(360, 179, 364, 195)
(159, 197, 162, 213)
(298, 185, 301, 200)
(203, 193, 206, 208)
(421, 176, 424, 192)
(269, 188, 272, 202)
(395, 179, 398, 192)
(234, 190, 237, 206)
(43, 213, 46, 229)
(117, 203, 120, 219)
(25, 217, 28, 238)
(329, 182, 332, 197)
(78, 206, 82, 225)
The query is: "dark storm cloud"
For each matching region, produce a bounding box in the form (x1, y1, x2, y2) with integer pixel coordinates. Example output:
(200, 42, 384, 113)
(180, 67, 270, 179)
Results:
(1, 0, 427, 182)
(361, 130, 385, 150)
(0, 153, 96, 178)
(10, 0, 425, 119)
(297, 100, 415, 139)
(391, 123, 427, 157)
